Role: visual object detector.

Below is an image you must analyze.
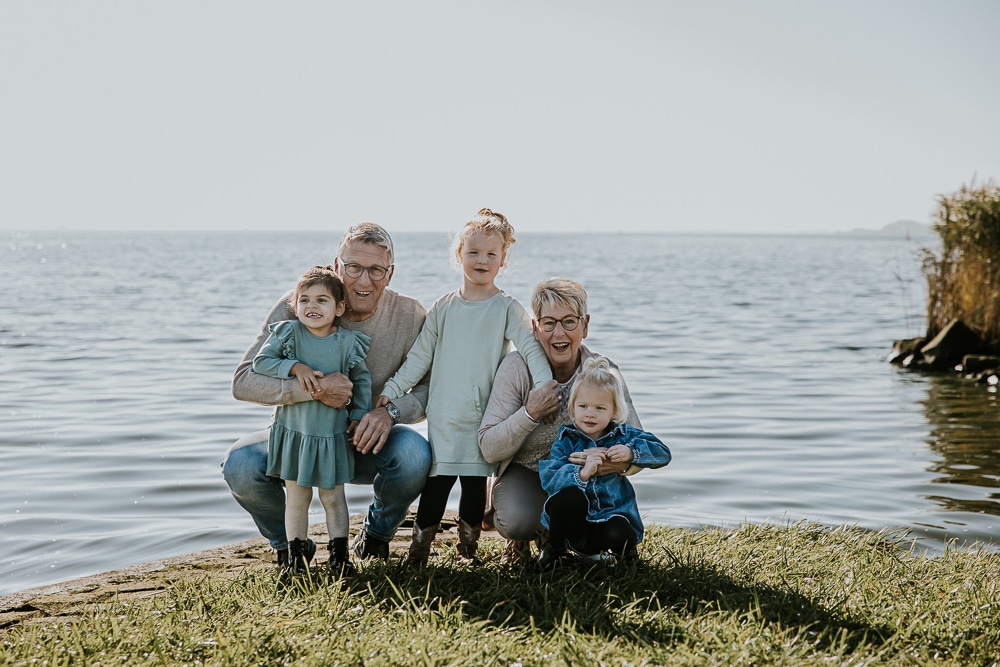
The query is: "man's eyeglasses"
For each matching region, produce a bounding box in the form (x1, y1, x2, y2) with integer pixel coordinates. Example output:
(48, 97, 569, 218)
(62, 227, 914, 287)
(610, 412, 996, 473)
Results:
(338, 258, 391, 281)
(537, 316, 582, 332)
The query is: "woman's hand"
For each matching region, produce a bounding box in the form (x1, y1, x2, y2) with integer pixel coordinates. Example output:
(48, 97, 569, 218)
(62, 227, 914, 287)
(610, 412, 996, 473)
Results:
(290, 362, 324, 393)
(525, 380, 561, 423)
(569, 448, 630, 476)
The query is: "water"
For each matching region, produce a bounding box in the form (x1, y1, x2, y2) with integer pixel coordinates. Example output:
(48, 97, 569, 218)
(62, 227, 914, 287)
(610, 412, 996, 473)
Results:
(3, 230, 998, 596)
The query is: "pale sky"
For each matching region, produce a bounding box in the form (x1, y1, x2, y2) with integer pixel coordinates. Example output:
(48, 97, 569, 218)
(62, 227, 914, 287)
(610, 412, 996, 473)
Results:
(2, 1, 998, 234)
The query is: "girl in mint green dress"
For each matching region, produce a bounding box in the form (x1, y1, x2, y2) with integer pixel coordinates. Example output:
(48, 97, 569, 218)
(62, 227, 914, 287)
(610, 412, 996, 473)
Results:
(380, 209, 552, 565)
(253, 266, 371, 577)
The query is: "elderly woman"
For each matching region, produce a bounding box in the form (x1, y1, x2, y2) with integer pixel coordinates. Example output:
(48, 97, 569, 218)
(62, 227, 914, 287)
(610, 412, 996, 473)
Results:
(478, 277, 643, 559)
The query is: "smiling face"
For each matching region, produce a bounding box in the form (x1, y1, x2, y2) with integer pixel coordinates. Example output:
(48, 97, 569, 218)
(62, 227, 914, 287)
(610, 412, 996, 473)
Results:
(295, 283, 344, 335)
(571, 382, 615, 439)
(533, 302, 590, 383)
(335, 241, 394, 321)
(459, 231, 505, 292)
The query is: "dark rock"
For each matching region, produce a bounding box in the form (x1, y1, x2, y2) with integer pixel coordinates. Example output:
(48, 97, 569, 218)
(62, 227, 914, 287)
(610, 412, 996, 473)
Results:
(918, 319, 984, 371)
(961, 355, 1000, 374)
(888, 337, 926, 366)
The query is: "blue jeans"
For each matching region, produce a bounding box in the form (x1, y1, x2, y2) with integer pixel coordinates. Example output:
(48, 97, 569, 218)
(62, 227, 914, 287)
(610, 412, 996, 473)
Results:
(222, 425, 431, 550)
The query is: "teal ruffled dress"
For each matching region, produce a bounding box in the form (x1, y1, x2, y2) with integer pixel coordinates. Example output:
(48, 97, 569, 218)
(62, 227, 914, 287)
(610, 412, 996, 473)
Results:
(252, 320, 372, 489)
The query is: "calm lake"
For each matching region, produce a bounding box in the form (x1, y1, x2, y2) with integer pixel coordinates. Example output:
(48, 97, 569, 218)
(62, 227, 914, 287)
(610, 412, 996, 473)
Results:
(2, 230, 998, 595)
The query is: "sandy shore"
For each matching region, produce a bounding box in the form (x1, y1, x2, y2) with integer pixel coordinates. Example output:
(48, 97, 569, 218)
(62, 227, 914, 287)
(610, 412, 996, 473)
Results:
(1, 511, 498, 634)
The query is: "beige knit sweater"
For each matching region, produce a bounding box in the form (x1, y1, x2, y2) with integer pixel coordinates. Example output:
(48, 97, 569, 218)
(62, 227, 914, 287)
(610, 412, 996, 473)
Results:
(232, 288, 429, 424)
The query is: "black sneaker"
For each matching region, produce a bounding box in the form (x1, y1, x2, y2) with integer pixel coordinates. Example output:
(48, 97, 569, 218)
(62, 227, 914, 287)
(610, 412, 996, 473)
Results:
(352, 530, 390, 560)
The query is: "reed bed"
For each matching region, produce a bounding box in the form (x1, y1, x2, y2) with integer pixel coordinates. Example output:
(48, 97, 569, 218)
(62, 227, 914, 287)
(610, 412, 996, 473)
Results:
(922, 179, 1000, 347)
(4, 523, 999, 666)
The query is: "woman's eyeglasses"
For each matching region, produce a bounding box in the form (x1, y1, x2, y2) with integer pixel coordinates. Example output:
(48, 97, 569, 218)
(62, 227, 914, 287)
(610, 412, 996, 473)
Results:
(537, 316, 581, 332)
(338, 259, 391, 281)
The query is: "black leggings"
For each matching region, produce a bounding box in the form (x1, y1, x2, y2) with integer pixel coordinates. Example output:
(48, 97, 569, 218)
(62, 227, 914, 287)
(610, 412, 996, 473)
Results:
(415, 475, 488, 528)
(545, 487, 637, 556)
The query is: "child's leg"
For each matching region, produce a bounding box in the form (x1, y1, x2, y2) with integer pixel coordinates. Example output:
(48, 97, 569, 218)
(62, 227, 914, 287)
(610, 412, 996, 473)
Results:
(457, 476, 488, 525)
(284, 481, 313, 542)
(543, 486, 589, 547)
(583, 515, 637, 558)
(318, 485, 349, 539)
(407, 475, 456, 565)
(415, 475, 457, 527)
(319, 485, 355, 575)
(282, 481, 317, 574)
(455, 476, 488, 563)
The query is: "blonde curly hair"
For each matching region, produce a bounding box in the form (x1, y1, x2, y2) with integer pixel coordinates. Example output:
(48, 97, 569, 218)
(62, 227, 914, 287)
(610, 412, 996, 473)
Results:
(450, 208, 517, 268)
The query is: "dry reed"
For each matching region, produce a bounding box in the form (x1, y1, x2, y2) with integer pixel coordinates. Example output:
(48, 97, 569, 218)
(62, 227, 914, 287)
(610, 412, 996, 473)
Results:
(922, 178, 1000, 347)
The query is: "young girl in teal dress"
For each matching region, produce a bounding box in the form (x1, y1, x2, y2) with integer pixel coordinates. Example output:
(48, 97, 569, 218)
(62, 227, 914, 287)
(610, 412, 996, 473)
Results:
(379, 209, 553, 565)
(253, 265, 372, 577)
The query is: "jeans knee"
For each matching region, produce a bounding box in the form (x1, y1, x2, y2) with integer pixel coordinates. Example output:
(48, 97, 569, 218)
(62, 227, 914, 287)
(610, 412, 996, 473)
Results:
(222, 440, 268, 495)
(386, 427, 431, 489)
(394, 427, 431, 469)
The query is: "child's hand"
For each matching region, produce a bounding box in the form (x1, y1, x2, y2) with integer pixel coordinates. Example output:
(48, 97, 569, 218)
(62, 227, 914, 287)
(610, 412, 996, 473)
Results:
(374, 395, 391, 409)
(291, 362, 324, 393)
(605, 444, 634, 463)
(580, 452, 604, 481)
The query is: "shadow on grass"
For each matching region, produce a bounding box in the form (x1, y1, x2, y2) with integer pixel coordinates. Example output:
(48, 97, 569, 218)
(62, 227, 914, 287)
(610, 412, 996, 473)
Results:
(347, 548, 895, 656)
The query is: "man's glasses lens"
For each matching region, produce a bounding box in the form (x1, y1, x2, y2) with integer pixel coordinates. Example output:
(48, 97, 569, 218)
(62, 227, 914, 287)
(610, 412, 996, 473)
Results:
(342, 262, 388, 281)
(539, 317, 579, 332)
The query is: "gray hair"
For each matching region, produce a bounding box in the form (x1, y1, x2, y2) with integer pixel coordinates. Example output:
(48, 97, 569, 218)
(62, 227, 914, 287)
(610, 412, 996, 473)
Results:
(531, 277, 588, 319)
(338, 222, 394, 265)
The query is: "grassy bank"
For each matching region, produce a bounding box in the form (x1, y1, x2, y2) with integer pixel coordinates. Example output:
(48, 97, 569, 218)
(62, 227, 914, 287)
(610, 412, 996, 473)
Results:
(3, 523, 998, 666)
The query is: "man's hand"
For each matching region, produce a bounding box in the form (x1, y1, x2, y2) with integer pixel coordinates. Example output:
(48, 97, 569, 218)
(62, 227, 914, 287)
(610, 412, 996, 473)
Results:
(524, 380, 561, 423)
(309, 372, 353, 409)
(352, 406, 394, 455)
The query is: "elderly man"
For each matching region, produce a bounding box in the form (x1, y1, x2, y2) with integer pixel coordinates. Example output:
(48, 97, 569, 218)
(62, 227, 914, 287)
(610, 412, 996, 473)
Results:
(223, 223, 431, 564)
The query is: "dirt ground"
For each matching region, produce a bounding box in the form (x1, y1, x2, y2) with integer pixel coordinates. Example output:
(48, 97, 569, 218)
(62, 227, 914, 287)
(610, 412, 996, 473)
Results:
(0, 511, 500, 634)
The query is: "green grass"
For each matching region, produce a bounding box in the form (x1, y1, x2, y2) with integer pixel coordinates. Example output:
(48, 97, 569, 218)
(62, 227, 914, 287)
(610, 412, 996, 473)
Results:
(4, 523, 999, 666)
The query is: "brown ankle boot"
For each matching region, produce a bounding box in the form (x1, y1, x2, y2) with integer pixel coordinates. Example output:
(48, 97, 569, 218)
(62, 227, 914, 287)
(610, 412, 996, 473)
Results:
(405, 522, 439, 566)
(455, 517, 482, 565)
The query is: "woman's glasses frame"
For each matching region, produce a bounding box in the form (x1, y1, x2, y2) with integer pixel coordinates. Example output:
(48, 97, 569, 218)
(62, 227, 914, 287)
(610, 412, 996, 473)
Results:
(536, 316, 581, 332)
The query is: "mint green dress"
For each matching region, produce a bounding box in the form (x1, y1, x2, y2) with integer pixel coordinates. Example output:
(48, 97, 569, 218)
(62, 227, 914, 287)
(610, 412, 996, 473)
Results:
(252, 320, 371, 489)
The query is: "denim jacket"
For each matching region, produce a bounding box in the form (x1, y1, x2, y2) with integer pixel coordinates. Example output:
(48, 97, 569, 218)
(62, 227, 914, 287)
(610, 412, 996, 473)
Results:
(539, 422, 671, 542)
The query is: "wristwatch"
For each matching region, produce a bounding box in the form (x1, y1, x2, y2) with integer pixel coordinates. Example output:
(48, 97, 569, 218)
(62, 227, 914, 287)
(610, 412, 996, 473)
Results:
(384, 401, 401, 424)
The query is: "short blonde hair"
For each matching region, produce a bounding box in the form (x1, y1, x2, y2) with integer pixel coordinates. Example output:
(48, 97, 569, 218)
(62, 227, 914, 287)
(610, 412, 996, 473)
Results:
(531, 277, 588, 319)
(451, 208, 516, 266)
(568, 355, 629, 424)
